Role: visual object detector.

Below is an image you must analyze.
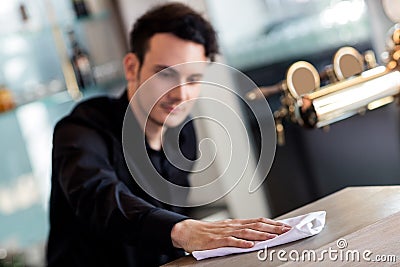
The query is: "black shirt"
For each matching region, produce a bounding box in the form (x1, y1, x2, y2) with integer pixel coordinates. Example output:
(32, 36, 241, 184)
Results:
(47, 90, 197, 266)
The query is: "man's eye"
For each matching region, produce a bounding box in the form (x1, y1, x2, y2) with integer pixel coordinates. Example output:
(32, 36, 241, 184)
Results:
(159, 71, 174, 77)
(187, 76, 202, 83)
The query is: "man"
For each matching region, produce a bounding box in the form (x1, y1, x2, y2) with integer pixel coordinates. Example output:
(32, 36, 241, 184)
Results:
(47, 3, 291, 266)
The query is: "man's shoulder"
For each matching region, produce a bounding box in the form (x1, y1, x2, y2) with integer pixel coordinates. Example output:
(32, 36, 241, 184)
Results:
(57, 93, 124, 131)
(52, 93, 126, 153)
(72, 95, 115, 118)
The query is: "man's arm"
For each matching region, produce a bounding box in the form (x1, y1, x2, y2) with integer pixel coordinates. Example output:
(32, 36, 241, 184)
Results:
(53, 121, 186, 251)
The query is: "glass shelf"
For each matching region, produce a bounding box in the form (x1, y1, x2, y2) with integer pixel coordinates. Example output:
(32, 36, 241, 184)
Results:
(0, 82, 125, 265)
(0, 75, 126, 117)
(0, 1, 127, 262)
(0, 11, 110, 40)
(0, 6, 124, 112)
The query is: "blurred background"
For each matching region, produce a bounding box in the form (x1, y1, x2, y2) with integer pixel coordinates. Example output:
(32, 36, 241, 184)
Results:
(0, 0, 398, 265)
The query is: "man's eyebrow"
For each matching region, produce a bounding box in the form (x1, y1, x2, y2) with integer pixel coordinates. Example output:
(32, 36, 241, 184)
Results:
(187, 73, 204, 80)
(154, 65, 204, 79)
(154, 65, 177, 74)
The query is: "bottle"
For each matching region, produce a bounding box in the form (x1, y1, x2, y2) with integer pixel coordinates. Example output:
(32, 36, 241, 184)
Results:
(19, 3, 29, 23)
(68, 30, 96, 90)
(0, 85, 15, 113)
(17, 2, 41, 32)
(71, 0, 90, 19)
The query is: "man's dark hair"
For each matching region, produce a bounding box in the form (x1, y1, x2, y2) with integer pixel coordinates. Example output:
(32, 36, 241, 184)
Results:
(129, 2, 219, 64)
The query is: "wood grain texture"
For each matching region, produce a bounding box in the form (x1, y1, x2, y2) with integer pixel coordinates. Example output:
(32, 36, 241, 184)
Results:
(163, 186, 400, 267)
(279, 211, 400, 266)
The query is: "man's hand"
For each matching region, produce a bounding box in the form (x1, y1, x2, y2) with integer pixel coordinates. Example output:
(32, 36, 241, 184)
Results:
(171, 218, 291, 252)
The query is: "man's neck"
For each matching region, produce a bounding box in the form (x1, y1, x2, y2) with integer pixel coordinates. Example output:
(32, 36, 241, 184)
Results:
(144, 121, 165, 151)
(129, 102, 164, 151)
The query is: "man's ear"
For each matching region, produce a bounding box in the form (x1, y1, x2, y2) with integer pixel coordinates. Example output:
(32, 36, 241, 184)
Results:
(123, 53, 140, 82)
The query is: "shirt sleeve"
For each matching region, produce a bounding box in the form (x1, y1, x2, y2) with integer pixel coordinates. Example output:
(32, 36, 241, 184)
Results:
(52, 120, 188, 251)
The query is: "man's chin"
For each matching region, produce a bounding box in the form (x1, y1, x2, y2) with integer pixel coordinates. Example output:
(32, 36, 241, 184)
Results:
(162, 114, 189, 128)
(163, 119, 186, 128)
(148, 113, 188, 128)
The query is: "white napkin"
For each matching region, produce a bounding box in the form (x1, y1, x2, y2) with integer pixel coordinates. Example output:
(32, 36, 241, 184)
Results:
(192, 210, 326, 260)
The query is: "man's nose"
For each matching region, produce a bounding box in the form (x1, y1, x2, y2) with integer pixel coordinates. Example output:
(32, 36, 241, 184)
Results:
(168, 84, 188, 100)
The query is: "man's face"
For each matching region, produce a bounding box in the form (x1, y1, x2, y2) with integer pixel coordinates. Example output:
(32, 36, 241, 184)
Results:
(125, 33, 207, 128)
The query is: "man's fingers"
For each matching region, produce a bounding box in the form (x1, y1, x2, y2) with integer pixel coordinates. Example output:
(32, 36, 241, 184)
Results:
(241, 222, 292, 235)
(217, 236, 255, 249)
(231, 228, 278, 241)
(220, 218, 292, 235)
(228, 217, 290, 228)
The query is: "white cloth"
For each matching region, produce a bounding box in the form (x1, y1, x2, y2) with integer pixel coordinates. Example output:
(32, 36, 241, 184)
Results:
(192, 210, 326, 260)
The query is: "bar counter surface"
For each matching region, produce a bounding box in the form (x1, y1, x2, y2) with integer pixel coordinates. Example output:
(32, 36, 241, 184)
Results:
(164, 186, 400, 266)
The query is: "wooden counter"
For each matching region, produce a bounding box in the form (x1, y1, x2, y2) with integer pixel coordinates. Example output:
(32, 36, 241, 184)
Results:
(164, 186, 400, 266)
